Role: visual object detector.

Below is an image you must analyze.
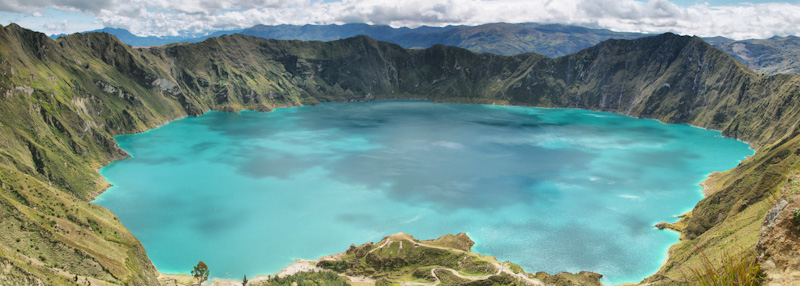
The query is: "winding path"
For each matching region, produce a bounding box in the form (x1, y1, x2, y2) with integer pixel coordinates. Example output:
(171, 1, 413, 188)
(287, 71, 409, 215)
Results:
(393, 238, 544, 286)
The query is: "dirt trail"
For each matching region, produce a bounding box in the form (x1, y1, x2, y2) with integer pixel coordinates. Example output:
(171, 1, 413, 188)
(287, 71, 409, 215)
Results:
(402, 238, 543, 286)
(367, 239, 393, 254)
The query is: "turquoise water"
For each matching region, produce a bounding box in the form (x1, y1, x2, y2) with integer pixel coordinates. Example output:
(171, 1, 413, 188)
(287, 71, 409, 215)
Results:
(94, 101, 752, 284)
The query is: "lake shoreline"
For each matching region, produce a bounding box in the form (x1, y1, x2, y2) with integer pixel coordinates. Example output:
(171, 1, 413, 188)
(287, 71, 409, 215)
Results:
(97, 100, 754, 285)
(157, 255, 344, 286)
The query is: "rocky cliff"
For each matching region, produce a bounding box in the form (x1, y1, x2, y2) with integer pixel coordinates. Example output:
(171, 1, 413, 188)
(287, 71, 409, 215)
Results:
(0, 23, 799, 284)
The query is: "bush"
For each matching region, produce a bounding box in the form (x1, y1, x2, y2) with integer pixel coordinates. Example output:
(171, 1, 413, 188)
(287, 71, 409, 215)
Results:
(255, 271, 348, 286)
(411, 267, 435, 282)
(317, 260, 349, 272)
(686, 250, 763, 286)
(793, 208, 800, 223)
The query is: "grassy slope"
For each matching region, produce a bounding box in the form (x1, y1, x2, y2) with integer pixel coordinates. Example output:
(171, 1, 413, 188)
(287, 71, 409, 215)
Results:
(0, 25, 181, 285)
(1, 24, 799, 284)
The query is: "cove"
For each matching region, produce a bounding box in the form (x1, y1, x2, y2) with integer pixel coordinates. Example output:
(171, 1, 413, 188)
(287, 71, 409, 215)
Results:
(94, 100, 752, 284)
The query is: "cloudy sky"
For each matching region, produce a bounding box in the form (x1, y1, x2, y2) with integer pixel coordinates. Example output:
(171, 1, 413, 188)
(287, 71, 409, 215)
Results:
(0, 0, 798, 40)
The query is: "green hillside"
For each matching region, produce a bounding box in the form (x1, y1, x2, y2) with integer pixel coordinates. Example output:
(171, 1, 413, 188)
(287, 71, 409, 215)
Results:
(1, 23, 799, 284)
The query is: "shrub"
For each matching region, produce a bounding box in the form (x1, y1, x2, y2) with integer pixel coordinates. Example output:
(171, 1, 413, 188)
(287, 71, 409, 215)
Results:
(255, 271, 348, 286)
(793, 208, 800, 223)
(317, 260, 349, 272)
(685, 250, 763, 286)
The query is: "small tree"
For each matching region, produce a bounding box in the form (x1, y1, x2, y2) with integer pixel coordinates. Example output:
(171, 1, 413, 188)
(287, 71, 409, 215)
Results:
(191, 261, 209, 284)
(793, 208, 800, 223)
(376, 278, 393, 286)
(242, 274, 249, 286)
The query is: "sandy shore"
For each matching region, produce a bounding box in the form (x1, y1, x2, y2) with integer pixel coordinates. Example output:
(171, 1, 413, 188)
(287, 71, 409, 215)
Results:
(158, 259, 327, 286)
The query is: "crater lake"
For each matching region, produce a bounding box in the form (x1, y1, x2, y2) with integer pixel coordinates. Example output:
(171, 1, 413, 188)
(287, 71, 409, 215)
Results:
(94, 100, 753, 284)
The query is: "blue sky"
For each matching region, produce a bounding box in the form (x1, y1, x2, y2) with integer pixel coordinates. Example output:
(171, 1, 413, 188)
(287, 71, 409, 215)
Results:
(0, 8, 101, 35)
(671, 0, 795, 3)
(1, 0, 799, 39)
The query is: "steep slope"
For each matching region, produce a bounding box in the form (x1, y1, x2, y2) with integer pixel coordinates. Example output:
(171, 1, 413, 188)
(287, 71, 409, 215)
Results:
(0, 24, 178, 285)
(1, 24, 799, 285)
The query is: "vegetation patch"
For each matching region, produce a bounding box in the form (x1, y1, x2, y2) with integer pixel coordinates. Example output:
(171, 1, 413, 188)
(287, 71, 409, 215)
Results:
(251, 271, 349, 286)
(685, 250, 763, 286)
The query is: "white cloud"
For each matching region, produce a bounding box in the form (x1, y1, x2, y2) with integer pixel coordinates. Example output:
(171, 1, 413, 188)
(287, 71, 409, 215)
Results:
(0, 0, 116, 14)
(41, 19, 67, 33)
(2, 0, 800, 39)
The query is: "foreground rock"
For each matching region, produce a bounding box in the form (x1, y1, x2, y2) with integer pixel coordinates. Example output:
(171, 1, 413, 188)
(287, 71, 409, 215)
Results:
(757, 171, 800, 286)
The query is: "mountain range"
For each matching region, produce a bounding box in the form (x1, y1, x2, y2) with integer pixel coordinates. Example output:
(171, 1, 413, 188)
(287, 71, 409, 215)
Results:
(53, 23, 800, 75)
(52, 23, 647, 58)
(713, 35, 800, 75)
(4, 22, 800, 285)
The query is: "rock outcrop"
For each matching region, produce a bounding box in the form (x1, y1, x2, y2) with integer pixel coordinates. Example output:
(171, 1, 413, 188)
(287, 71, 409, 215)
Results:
(757, 180, 800, 285)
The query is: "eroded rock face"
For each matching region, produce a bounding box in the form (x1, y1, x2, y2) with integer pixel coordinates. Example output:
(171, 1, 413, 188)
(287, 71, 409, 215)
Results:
(757, 198, 800, 285)
(152, 78, 181, 95)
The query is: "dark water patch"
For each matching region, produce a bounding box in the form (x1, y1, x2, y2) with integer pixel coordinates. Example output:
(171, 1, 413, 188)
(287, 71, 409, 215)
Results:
(324, 140, 594, 210)
(238, 151, 330, 179)
(191, 141, 220, 153)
